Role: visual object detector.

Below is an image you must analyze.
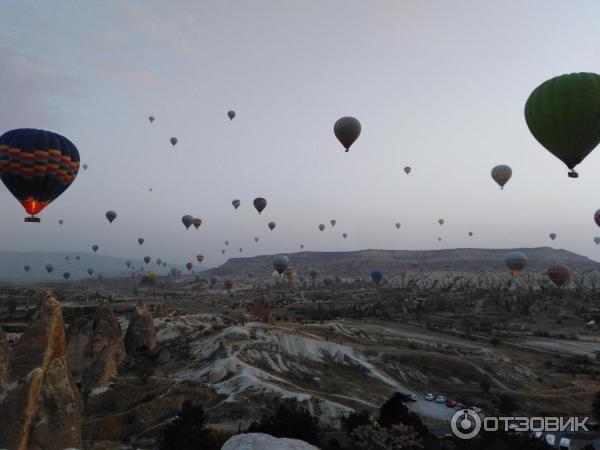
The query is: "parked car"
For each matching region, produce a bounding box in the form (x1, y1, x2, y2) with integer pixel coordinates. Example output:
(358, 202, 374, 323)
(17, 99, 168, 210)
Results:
(445, 400, 457, 408)
(455, 403, 465, 410)
(435, 395, 446, 403)
(545, 434, 555, 447)
(407, 394, 418, 402)
(559, 437, 571, 450)
(424, 393, 434, 401)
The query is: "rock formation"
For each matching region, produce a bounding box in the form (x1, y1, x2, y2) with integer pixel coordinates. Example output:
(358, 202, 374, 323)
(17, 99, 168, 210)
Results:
(0, 327, 7, 389)
(0, 292, 82, 450)
(67, 301, 125, 392)
(124, 301, 157, 354)
(221, 433, 319, 450)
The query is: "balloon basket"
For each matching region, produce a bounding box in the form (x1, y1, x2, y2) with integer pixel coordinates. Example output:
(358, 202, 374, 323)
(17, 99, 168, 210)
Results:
(24, 217, 40, 223)
(568, 170, 579, 178)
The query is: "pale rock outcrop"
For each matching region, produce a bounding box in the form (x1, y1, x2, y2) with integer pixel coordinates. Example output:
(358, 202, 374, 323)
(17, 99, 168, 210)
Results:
(221, 433, 319, 450)
(124, 301, 157, 354)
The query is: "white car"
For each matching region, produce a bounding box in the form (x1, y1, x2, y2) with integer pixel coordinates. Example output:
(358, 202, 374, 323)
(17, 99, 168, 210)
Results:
(424, 393, 434, 401)
(545, 434, 555, 446)
(434, 395, 446, 403)
(407, 394, 418, 402)
(559, 437, 571, 450)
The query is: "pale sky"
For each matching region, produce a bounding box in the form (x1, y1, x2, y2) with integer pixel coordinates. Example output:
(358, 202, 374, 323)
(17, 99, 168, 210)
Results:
(2, 0, 600, 270)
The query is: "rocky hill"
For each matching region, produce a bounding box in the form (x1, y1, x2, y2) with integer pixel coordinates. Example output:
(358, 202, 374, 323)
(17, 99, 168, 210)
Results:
(201, 247, 600, 278)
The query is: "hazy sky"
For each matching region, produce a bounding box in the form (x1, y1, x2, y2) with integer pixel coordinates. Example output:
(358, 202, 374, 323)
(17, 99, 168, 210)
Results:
(2, 0, 600, 269)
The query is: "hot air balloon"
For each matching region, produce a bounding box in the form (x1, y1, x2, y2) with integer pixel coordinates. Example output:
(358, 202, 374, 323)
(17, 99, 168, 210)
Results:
(196, 255, 204, 263)
(224, 240, 229, 246)
(404, 166, 411, 175)
(253, 197, 267, 214)
(65, 256, 69, 261)
(162, 262, 166, 267)
(549, 233, 557, 241)
(186, 262, 193, 271)
(75, 256, 80, 260)
(138, 238, 144, 245)
(59, 219, 63, 225)
(156, 258, 162, 265)
(24, 265, 31, 272)
(318, 224, 325, 232)
(468, 232, 473, 237)
(525, 73, 600, 178)
(595, 237, 600, 245)
(87, 268, 94, 276)
(273, 255, 290, 274)
(232, 199, 241, 209)
(334, 117, 361, 151)
(505, 251, 527, 276)
(148, 116, 155, 123)
(224, 278, 234, 292)
(438, 237, 442, 242)
(63, 272, 70, 280)
(547, 265, 571, 287)
(342, 233, 347, 239)
(323, 276, 334, 287)
(371, 270, 383, 284)
(239, 248, 243, 252)
(491, 165, 512, 189)
(144, 256, 151, 264)
(182, 215, 194, 229)
(221, 249, 225, 254)
(395, 223, 401, 230)
(595, 210, 600, 227)
(330, 220, 336, 227)
(309, 268, 319, 281)
(170, 137, 178, 146)
(438, 219, 444, 226)
(254, 237, 259, 242)
(126, 261, 131, 268)
(300, 244, 304, 249)
(268, 222, 276, 231)
(82, 164, 88, 171)
(228, 110, 236, 120)
(105, 210, 117, 223)
(192, 218, 202, 229)
(92, 245, 98, 253)
(0, 129, 80, 222)
(46, 264, 54, 274)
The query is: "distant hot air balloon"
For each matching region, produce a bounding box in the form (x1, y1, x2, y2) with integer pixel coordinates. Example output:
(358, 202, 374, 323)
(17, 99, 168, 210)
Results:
(438, 219, 444, 226)
(300, 244, 304, 249)
(75, 256, 80, 261)
(156, 258, 162, 265)
(224, 278, 234, 292)
(59, 219, 63, 225)
(92, 245, 98, 253)
(342, 233, 347, 239)
(149, 187, 152, 192)
(253, 197, 267, 214)
(82, 164, 88, 171)
(148, 116, 155, 123)
(318, 224, 325, 232)
(273, 255, 290, 274)
(468, 232, 473, 237)
(170, 137, 178, 146)
(46, 264, 54, 274)
(547, 265, 571, 287)
(549, 233, 557, 241)
(438, 237, 442, 242)
(491, 165, 512, 189)
(395, 223, 401, 230)
(525, 72, 600, 178)
(105, 210, 117, 223)
(221, 249, 225, 254)
(228, 110, 236, 120)
(239, 248, 243, 252)
(330, 220, 336, 227)
(144, 256, 151, 264)
(309, 268, 319, 281)
(196, 255, 204, 263)
(63, 272, 70, 280)
(182, 215, 194, 229)
(334, 117, 361, 151)
(254, 237, 259, 242)
(323, 275, 334, 287)
(126, 261, 131, 268)
(371, 270, 383, 284)
(186, 262, 193, 271)
(138, 238, 144, 245)
(192, 218, 202, 229)
(0, 129, 80, 222)
(24, 265, 31, 272)
(595, 210, 600, 227)
(65, 256, 69, 261)
(595, 237, 600, 245)
(505, 251, 527, 276)
(232, 199, 241, 210)
(224, 240, 229, 246)
(404, 166, 411, 175)
(87, 268, 94, 276)
(268, 222, 276, 231)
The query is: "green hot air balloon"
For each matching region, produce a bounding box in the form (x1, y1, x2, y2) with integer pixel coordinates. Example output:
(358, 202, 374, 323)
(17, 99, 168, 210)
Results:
(525, 72, 600, 178)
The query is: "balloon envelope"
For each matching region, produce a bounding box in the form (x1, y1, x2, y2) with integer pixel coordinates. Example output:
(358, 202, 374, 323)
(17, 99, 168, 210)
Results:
(170, 137, 178, 146)
(268, 222, 276, 231)
(92, 245, 98, 252)
(595, 237, 600, 245)
(182, 215, 194, 229)
(232, 199, 241, 209)
(144, 256, 151, 264)
(549, 233, 557, 241)
(491, 165, 512, 189)
(0, 129, 80, 220)
(334, 117, 361, 151)
(330, 220, 336, 226)
(228, 110, 236, 120)
(547, 265, 571, 287)
(192, 218, 202, 229)
(318, 224, 325, 232)
(323, 275, 334, 287)
(253, 197, 267, 214)
(196, 255, 204, 263)
(105, 210, 117, 223)
(505, 251, 527, 276)
(138, 238, 144, 245)
(404, 166, 411, 175)
(371, 270, 383, 283)
(273, 255, 290, 274)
